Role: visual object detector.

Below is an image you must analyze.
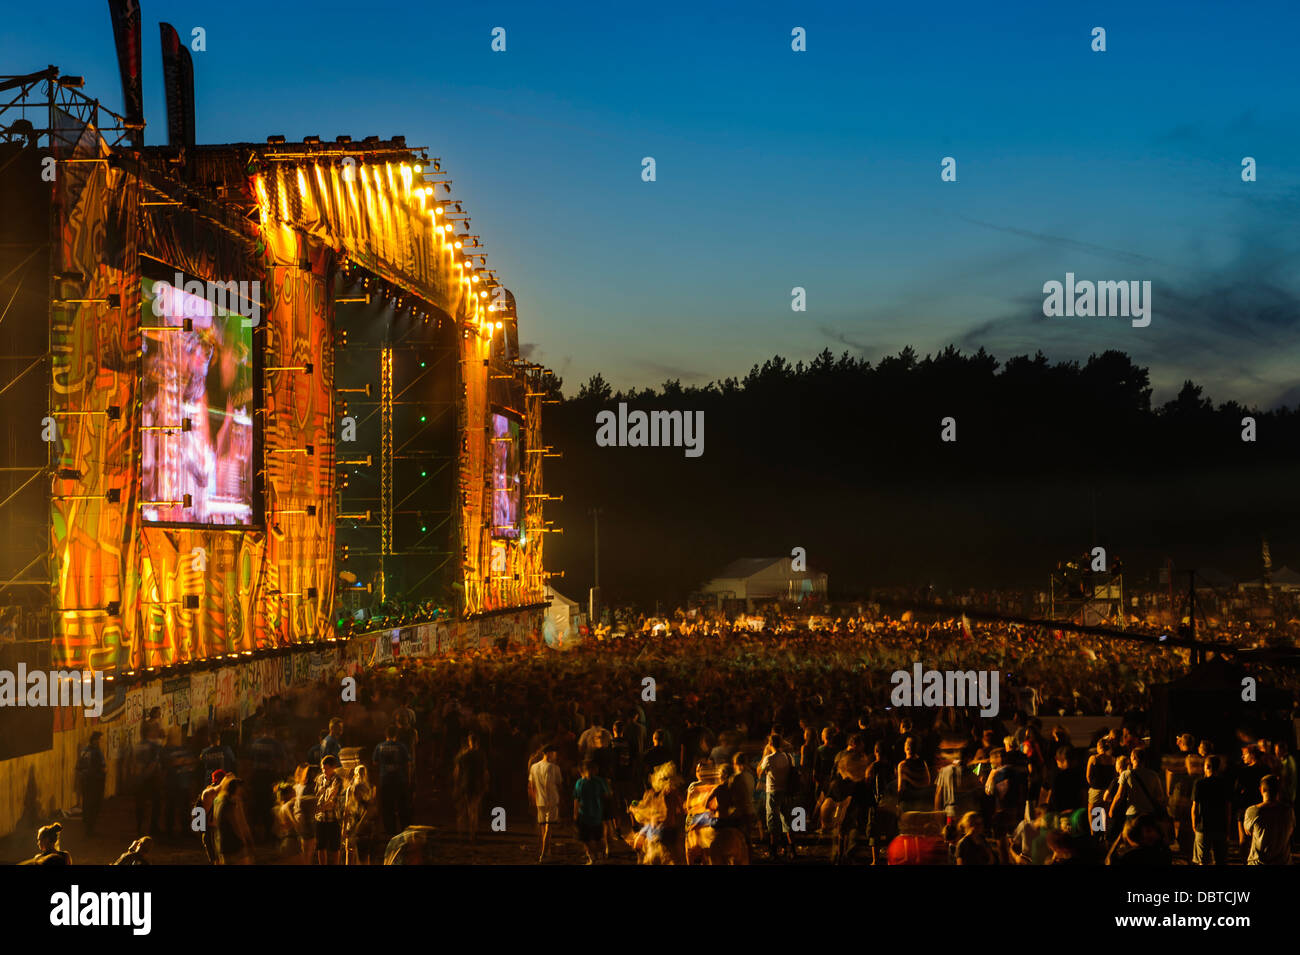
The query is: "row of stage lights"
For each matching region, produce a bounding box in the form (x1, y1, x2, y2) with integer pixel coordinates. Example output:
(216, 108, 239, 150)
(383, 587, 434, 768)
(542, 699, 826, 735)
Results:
(339, 259, 510, 334)
(256, 139, 490, 314)
(285, 155, 506, 326)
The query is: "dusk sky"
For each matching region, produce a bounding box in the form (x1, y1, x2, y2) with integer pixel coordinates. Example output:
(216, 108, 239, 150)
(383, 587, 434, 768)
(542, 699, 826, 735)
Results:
(6, 0, 1298, 405)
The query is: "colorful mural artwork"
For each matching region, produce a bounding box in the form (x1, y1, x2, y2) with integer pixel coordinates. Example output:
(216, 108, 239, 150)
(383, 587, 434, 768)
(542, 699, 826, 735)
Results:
(51, 133, 336, 670)
(49, 127, 544, 673)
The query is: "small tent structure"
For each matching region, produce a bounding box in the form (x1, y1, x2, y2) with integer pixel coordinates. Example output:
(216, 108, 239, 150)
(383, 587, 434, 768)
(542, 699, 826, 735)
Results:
(1240, 566, 1300, 593)
(700, 556, 827, 611)
(544, 585, 582, 647)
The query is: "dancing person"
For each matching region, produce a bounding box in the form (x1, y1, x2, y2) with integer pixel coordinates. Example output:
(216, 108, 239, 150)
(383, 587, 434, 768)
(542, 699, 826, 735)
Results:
(213, 776, 254, 865)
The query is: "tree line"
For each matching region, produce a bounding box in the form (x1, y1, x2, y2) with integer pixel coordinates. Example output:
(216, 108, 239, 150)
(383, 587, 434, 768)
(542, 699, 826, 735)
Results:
(537, 347, 1300, 605)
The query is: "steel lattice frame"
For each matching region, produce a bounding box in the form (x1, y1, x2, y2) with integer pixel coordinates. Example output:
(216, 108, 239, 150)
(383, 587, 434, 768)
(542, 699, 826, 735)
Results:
(0, 67, 139, 148)
(379, 344, 393, 602)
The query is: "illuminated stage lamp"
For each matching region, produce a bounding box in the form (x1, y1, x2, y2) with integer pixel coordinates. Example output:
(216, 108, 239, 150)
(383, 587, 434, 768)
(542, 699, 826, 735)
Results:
(495, 322, 503, 330)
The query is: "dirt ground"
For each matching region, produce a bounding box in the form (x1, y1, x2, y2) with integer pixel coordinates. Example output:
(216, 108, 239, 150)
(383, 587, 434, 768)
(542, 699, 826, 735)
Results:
(0, 775, 826, 865)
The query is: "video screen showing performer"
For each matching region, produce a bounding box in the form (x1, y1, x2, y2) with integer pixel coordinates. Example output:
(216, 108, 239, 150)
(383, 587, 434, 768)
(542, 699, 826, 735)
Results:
(491, 412, 521, 539)
(140, 272, 255, 526)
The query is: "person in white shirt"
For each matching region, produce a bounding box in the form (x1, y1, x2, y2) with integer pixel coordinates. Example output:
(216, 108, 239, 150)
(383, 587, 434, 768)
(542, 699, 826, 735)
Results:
(528, 745, 563, 863)
(1110, 747, 1166, 820)
(757, 734, 799, 860)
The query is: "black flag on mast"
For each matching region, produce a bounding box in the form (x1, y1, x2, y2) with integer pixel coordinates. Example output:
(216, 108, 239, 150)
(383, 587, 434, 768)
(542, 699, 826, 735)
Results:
(159, 23, 196, 148)
(106, 0, 143, 146)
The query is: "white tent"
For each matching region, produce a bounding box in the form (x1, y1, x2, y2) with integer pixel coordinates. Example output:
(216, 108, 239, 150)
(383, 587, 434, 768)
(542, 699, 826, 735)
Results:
(544, 585, 582, 647)
(700, 556, 828, 610)
(1240, 566, 1300, 593)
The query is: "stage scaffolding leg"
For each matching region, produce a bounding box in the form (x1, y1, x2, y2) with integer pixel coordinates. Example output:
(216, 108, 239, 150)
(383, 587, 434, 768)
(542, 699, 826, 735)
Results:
(379, 344, 393, 603)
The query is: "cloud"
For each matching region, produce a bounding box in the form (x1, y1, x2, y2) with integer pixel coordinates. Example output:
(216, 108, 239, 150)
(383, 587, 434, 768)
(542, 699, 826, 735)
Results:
(817, 325, 876, 354)
(1154, 123, 1200, 144)
(518, 343, 572, 382)
(951, 214, 1176, 270)
(1272, 383, 1300, 409)
(631, 358, 706, 382)
(934, 200, 1300, 407)
(954, 267, 1300, 407)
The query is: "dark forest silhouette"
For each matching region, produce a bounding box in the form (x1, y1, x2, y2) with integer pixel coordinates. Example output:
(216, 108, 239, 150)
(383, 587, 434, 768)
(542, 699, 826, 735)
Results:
(538, 347, 1300, 607)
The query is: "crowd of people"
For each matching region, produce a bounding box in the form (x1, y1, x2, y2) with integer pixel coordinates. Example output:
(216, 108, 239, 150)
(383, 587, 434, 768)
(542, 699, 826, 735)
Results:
(45, 612, 1300, 865)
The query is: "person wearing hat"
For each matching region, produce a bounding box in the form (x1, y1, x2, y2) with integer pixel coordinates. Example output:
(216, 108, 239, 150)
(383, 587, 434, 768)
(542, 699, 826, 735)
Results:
(75, 731, 107, 837)
(314, 755, 344, 865)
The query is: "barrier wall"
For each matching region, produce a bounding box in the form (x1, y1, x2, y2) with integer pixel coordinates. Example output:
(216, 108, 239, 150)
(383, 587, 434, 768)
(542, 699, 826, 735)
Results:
(0, 606, 542, 838)
(352, 606, 545, 666)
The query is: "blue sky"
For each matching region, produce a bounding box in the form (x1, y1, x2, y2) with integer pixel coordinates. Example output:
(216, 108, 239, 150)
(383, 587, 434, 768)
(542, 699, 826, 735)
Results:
(5, 0, 1298, 404)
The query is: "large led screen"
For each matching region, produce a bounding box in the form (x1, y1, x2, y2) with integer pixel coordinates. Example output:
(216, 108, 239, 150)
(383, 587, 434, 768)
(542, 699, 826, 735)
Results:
(141, 271, 256, 526)
(491, 412, 521, 539)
